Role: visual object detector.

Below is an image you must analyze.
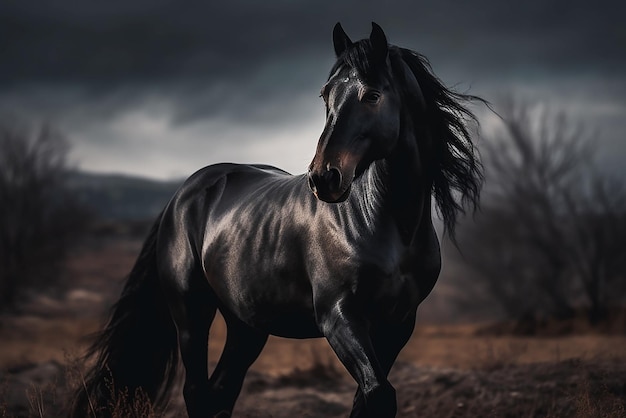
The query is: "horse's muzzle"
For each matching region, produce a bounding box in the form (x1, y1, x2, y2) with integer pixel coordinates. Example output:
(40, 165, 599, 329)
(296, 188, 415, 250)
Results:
(307, 166, 350, 203)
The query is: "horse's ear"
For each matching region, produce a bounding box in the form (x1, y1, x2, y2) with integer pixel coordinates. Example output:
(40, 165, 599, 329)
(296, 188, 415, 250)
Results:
(333, 22, 353, 57)
(369, 22, 388, 63)
(396, 56, 426, 110)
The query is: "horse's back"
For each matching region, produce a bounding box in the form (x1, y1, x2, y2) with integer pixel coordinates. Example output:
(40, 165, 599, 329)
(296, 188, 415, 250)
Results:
(156, 162, 296, 277)
(184, 162, 291, 189)
(168, 162, 294, 211)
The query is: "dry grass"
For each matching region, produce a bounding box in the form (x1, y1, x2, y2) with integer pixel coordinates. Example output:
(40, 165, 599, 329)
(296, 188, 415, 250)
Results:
(2, 236, 625, 417)
(2, 325, 625, 417)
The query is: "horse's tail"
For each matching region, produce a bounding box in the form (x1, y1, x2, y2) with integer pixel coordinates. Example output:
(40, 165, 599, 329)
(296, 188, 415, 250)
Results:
(71, 213, 180, 417)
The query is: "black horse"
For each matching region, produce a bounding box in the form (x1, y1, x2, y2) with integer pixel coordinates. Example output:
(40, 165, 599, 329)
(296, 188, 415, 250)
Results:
(73, 22, 482, 418)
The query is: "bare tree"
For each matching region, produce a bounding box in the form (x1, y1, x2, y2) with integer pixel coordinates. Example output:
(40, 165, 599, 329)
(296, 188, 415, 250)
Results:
(561, 175, 626, 321)
(455, 98, 626, 322)
(0, 116, 88, 311)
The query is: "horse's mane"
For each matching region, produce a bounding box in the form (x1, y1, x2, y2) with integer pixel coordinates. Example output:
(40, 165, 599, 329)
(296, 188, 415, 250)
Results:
(330, 40, 484, 239)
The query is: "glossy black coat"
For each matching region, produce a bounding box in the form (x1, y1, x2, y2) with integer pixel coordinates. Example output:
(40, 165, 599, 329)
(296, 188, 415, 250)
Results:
(73, 22, 482, 418)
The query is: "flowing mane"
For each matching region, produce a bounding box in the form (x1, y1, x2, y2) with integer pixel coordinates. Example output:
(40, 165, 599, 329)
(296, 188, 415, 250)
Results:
(330, 40, 484, 237)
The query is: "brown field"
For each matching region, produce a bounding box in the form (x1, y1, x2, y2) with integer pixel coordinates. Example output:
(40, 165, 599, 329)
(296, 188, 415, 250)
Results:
(1, 236, 625, 417)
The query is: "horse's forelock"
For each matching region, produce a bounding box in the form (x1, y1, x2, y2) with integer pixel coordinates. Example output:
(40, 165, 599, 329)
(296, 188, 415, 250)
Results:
(328, 39, 386, 83)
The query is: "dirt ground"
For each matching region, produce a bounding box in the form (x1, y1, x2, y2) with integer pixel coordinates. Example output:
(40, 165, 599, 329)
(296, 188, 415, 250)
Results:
(1, 237, 625, 417)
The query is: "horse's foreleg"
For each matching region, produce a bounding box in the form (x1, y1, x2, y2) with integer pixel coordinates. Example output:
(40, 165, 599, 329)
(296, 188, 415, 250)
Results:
(205, 315, 268, 417)
(350, 313, 417, 417)
(319, 301, 397, 418)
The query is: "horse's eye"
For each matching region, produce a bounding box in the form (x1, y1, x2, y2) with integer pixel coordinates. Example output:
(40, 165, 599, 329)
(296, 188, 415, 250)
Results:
(363, 91, 381, 104)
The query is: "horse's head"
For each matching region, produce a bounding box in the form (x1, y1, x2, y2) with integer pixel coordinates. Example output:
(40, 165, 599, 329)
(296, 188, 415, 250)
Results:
(307, 22, 482, 239)
(308, 22, 420, 203)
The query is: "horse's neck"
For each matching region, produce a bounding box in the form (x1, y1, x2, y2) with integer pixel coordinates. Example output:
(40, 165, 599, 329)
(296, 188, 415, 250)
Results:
(361, 125, 433, 245)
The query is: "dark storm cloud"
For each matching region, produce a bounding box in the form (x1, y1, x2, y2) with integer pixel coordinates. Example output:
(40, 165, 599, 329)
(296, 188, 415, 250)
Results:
(1, 1, 332, 86)
(1, 0, 624, 178)
(3, 1, 625, 85)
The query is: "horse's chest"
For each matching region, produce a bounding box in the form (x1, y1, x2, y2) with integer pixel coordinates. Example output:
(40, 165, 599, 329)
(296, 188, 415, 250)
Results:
(361, 261, 421, 322)
(351, 237, 440, 322)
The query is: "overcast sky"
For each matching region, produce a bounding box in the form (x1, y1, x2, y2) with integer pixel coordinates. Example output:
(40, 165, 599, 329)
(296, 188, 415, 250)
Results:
(1, 1, 624, 180)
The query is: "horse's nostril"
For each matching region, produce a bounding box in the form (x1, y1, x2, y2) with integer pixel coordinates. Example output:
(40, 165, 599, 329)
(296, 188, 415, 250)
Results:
(323, 167, 342, 193)
(308, 166, 343, 198)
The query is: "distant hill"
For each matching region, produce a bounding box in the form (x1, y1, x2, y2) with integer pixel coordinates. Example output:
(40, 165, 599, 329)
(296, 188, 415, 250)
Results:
(67, 171, 183, 221)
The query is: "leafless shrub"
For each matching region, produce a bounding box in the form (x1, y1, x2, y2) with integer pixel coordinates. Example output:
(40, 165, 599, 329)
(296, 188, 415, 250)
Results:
(0, 115, 89, 311)
(454, 97, 626, 324)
